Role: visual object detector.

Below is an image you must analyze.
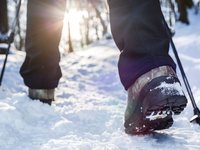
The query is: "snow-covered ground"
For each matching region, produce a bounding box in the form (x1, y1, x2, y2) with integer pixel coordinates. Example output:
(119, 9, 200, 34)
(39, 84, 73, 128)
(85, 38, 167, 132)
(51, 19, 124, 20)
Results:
(0, 11, 200, 150)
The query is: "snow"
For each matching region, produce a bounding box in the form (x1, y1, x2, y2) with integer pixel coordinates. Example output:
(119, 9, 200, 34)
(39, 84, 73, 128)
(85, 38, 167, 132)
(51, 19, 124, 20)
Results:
(0, 33, 8, 41)
(146, 111, 172, 121)
(154, 82, 184, 96)
(0, 11, 200, 150)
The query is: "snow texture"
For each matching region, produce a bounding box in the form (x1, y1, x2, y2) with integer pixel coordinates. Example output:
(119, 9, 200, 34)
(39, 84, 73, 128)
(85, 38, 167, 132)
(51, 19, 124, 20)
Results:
(146, 111, 169, 121)
(155, 82, 184, 96)
(0, 11, 200, 150)
(0, 33, 8, 41)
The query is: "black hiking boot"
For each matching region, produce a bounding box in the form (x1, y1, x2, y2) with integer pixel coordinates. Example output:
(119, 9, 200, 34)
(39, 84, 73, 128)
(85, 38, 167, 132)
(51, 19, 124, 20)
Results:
(28, 88, 55, 105)
(124, 66, 187, 134)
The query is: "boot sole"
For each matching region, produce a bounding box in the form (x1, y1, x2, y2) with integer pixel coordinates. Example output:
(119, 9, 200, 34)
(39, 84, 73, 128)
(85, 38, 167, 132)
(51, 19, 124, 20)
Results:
(125, 96, 187, 135)
(124, 76, 187, 135)
(144, 95, 187, 132)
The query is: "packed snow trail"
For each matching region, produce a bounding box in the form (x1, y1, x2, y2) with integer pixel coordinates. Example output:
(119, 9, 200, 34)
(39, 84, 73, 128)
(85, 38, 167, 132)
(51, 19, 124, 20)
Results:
(0, 11, 200, 150)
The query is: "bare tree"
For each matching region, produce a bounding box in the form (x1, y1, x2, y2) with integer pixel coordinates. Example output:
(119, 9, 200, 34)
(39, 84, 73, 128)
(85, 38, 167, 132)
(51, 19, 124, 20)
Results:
(0, 0, 8, 34)
(0, 0, 9, 54)
(175, 0, 193, 24)
(89, 0, 108, 36)
(14, 0, 25, 50)
(66, 0, 74, 53)
(63, 0, 109, 52)
(67, 20, 74, 52)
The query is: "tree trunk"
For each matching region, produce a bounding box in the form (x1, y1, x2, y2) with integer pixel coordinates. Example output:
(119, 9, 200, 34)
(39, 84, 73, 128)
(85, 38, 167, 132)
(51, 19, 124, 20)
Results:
(0, 0, 8, 33)
(176, 0, 190, 24)
(85, 17, 91, 45)
(66, 0, 74, 53)
(89, 0, 107, 36)
(68, 21, 74, 53)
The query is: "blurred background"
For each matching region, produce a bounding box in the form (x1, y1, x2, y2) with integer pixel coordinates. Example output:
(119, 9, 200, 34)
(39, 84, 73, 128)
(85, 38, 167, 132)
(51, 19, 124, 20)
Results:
(0, 0, 199, 53)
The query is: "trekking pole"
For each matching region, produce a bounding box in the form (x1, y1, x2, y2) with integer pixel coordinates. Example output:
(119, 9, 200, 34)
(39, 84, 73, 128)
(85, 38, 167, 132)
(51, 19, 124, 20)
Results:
(162, 16, 200, 125)
(0, 0, 22, 86)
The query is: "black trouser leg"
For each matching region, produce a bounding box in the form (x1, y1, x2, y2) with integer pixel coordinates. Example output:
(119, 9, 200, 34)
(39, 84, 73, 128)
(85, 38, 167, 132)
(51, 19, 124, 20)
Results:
(108, 0, 176, 90)
(20, 0, 66, 89)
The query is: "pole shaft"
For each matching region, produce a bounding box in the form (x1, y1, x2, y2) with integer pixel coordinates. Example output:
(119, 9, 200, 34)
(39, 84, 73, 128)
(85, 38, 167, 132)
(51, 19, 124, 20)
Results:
(162, 17, 198, 109)
(0, 0, 22, 86)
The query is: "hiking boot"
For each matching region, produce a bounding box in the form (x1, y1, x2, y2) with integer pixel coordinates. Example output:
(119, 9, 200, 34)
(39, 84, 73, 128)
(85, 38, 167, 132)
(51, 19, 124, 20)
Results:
(29, 88, 55, 105)
(124, 66, 187, 134)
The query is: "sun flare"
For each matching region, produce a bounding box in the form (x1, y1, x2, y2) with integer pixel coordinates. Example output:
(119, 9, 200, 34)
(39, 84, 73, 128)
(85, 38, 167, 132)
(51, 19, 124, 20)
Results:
(63, 9, 87, 40)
